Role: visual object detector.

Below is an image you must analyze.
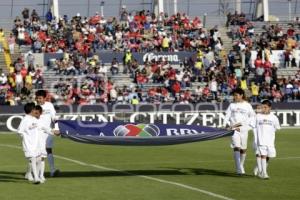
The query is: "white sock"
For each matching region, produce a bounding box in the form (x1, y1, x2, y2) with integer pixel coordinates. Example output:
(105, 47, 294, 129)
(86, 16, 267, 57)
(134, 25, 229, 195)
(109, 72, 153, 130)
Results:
(36, 157, 42, 178)
(40, 159, 45, 179)
(30, 157, 39, 181)
(240, 153, 246, 168)
(256, 157, 262, 174)
(261, 158, 267, 176)
(234, 151, 241, 173)
(47, 153, 55, 173)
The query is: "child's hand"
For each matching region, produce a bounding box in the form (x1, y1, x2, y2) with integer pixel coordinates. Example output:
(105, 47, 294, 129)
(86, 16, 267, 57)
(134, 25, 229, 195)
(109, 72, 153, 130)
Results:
(53, 130, 60, 136)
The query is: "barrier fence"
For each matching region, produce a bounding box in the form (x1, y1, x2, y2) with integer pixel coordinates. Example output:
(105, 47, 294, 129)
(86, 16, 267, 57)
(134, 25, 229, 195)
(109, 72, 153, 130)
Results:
(1, 102, 300, 132)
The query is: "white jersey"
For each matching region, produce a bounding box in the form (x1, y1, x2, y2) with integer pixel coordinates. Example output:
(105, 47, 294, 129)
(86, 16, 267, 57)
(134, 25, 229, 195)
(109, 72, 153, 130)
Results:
(39, 101, 56, 148)
(37, 118, 54, 157)
(40, 101, 56, 128)
(224, 101, 255, 132)
(18, 115, 40, 157)
(250, 113, 281, 147)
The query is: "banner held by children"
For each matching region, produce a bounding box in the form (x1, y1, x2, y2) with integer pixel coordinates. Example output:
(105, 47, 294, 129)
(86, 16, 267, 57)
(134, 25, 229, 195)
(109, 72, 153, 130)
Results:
(58, 120, 233, 146)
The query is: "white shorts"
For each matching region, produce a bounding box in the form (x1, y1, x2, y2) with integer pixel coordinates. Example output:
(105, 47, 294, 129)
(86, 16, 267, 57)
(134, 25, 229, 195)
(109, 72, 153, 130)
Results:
(231, 130, 248, 149)
(24, 149, 39, 158)
(257, 146, 276, 158)
(38, 142, 47, 158)
(46, 135, 54, 148)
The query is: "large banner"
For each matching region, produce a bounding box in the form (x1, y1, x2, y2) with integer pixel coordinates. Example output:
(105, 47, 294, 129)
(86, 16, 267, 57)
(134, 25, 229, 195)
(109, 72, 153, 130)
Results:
(44, 51, 196, 66)
(58, 120, 233, 146)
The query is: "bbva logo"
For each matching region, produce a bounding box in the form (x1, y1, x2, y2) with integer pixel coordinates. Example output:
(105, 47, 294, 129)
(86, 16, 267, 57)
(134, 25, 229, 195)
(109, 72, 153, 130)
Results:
(113, 124, 160, 137)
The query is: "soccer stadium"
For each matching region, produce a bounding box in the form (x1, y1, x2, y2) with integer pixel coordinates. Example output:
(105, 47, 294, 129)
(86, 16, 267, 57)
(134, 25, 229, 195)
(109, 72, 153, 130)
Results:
(0, 0, 300, 199)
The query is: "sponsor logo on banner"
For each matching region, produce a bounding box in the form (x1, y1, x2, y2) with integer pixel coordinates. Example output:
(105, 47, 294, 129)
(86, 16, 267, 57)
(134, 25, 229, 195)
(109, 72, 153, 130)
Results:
(143, 53, 179, 62)
(113, 124, 160, 137)
(166, 129, 205, 136)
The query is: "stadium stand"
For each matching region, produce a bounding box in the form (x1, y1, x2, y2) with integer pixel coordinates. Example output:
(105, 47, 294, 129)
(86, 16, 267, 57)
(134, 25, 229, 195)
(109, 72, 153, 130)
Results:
(1, 7, 300, 105)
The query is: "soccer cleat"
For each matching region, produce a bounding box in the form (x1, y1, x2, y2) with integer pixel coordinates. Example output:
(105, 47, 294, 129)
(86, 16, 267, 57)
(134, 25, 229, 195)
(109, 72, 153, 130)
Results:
(39, 176, 46, 183)
(240, 165, 245, 175)
(50, 169, 60, 177)
(253, 167, 258, 176)
(25, 172, 34, 182)
(258, 173, 269, 179)
(236, 170, 244, 176)
(262, 174, 270, 179)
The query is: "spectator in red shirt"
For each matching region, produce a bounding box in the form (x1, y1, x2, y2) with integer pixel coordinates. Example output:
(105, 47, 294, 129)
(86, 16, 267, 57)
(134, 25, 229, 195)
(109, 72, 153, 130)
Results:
(254, 55, 263, 68)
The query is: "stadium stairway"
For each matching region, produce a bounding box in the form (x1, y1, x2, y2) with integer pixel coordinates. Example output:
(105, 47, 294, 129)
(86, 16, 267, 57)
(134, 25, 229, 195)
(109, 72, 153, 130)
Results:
(219, 26, 232, 64)
(277, 67, 299, 79)
(41, 69, 135, 93)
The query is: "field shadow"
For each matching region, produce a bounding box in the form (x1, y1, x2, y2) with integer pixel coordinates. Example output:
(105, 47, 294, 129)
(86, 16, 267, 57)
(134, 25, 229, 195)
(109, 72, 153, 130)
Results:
(46, 167, 252, 178)
(165, 167, 253, 178)
(0, 171, 26, 182)
(45, 169, 190, 178)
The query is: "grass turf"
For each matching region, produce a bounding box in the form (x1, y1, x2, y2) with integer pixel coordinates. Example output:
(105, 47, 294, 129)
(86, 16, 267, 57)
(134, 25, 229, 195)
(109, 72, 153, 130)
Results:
(0, 129, 299, 200)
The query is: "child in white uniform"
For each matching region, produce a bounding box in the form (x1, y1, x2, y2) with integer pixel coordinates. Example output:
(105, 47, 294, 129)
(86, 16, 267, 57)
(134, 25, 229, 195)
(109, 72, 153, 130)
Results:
(35, 90, 59, 177)
(249, 100, 280, 179)
(224, 88, 255, 175)
(33, 105, 60, 183)
(18, 103, 41, 184)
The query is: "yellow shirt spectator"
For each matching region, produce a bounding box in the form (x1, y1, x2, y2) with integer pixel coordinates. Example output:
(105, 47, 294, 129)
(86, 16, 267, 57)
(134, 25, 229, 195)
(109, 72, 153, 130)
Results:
(251, 83, 259, 96)
(131, 97, 139, 105)
(195, 60, 202, 69)
(240, 79, 248, 90)
(25, 74, 32, 85)
(162, 37, 169, 49)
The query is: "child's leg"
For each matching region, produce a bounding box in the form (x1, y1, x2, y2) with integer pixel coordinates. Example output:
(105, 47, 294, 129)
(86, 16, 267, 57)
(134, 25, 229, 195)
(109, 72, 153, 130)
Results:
(29, 157, 40, 183)
(253, 154, 260, 176)
(256, 155, 262, 175)
(232, 133, 242, 174)
(25, 161, 33, 180)
(261, 155, 269, 178)
(239, 132, 248, 174)
(36, 156, 45, 182)
(234, 148, 242, 174)
(240, 149, 246, 174)
(40, 157, 46, 181)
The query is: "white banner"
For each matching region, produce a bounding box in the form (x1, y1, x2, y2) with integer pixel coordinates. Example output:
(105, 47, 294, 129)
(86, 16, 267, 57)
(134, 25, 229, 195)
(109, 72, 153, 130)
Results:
(250, 50, 300, 68)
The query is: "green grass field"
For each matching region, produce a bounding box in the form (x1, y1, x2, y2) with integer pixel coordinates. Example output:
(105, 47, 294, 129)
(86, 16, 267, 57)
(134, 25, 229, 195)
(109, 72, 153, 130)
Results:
(0, 129, 299, 200)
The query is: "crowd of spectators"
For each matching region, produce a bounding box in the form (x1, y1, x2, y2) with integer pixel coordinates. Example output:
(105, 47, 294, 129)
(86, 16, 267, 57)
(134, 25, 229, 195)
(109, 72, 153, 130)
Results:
(2, 7, 300, 105)
(5, 7, 226, 105)
(226, 12, 300, 103)
(11, 6, 218, 54)
(0, 53, 44, 105)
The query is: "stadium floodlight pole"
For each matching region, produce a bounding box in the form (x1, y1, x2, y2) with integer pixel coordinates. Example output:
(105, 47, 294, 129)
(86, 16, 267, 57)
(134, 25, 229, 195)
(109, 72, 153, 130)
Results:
(52, 0, 59, 22)
(153, 0, 164, 17)
(100, 1, 105, 17)
(263, 0, 269, 21)
(288, 0, 292, 21)
(235, 0, 241, 14)
(158, 0, 164, 15)
(203, 13, 207, 28)
(10, 0, 14, 17)
(174, 0, 177, 15)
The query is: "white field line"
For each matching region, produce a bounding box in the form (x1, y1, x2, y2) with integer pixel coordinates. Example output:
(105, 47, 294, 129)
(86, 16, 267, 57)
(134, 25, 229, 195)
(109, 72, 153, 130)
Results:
(0, 144, 235, 200)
